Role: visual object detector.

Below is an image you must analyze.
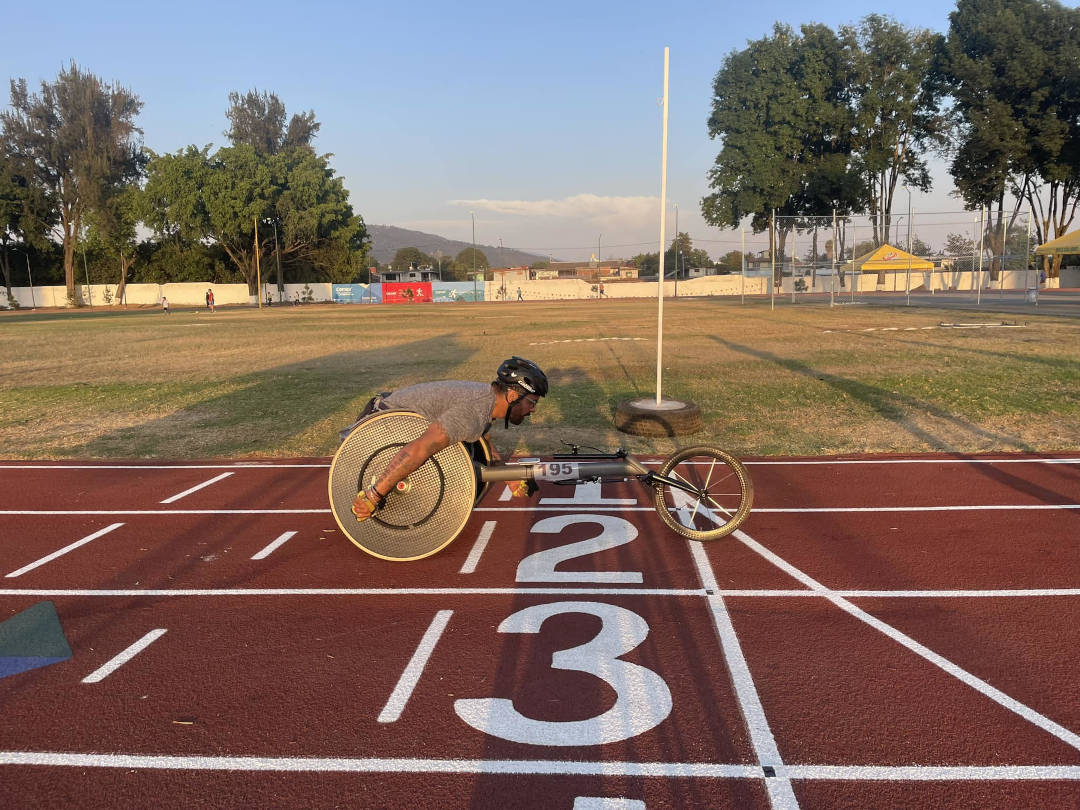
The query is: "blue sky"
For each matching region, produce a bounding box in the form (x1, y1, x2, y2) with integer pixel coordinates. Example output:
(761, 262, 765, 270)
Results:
(2, 0, 963, 261)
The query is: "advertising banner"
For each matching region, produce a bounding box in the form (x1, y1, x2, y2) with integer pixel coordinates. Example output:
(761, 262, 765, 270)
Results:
(432, 281, 484, 303)
(382, 282, 432, 304)
(332, 284, 380, 303)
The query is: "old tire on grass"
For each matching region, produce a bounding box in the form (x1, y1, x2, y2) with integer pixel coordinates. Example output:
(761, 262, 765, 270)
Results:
(615, 397, 702, 437)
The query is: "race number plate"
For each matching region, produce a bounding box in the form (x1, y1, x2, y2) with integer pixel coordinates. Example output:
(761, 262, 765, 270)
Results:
(533, 461, 580, 481)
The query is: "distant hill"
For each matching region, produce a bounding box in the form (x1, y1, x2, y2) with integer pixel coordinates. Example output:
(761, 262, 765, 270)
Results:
(366, 224, 547, 268)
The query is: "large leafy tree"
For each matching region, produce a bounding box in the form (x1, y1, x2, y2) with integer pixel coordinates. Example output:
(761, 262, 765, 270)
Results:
(843, 15, 947, 248)
(941, 0, 1080, 276)
(143, 143, 366, 291)
(0, 63, 144, 302)
(703, 24, 863, 274)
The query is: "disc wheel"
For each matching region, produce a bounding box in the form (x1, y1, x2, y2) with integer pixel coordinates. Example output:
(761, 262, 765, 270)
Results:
(328, 410, 476, 561)
(652, 446, 753, 540)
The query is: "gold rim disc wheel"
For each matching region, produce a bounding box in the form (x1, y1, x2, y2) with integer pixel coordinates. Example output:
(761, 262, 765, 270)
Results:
(652, 446, 753, 541)
(328, 410, 476, 560)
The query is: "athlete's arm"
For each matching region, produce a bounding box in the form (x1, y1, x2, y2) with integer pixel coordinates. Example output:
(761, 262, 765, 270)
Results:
(352, 422, 454, 520)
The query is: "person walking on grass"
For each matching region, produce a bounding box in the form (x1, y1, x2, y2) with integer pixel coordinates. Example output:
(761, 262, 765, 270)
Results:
(350, 357, 548, 522)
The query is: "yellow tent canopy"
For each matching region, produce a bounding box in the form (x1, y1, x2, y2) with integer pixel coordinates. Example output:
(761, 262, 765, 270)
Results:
(1034, 229, 1080, 256)
(842, 243, 933, 272)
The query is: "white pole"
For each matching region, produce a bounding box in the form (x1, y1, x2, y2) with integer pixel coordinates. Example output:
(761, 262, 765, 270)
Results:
(831, 209, 836, 307)
(655, 46, 669, 407)
(977, 206, 985, 305)
(1028, 208, 1037, 306)
(905, 189, 912, 305)
(740, 227, 746, 304)
(770, 209, 775, 311)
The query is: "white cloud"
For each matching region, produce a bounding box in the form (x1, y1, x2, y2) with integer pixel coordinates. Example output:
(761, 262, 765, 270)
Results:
(449, 194, 658, 225)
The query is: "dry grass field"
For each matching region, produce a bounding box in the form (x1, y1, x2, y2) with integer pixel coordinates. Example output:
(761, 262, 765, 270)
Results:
(1, 297, 1077, 459)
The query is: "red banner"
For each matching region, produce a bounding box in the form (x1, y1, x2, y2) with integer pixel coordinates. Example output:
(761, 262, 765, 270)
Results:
(382, 282, 433, 304)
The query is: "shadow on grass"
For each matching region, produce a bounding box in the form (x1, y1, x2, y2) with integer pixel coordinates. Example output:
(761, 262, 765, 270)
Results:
(713, 335, 1080, 510)
(711, 335, 1036, 453)
(72, 334, 478, 458)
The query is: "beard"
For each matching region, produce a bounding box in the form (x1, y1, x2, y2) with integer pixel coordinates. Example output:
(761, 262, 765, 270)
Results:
(507, 401, 530, 425)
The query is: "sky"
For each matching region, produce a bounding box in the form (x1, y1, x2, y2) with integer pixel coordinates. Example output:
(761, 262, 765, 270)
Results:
(2, 0, 969, 262)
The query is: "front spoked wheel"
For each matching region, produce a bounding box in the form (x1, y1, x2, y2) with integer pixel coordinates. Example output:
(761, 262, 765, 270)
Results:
(652, 446, 753, 541)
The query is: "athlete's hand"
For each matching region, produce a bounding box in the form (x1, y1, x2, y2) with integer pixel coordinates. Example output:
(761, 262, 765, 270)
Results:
(351, 488, 382, 522)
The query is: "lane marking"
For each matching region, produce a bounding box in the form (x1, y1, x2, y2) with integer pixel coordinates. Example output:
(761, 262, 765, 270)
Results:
(251, 531, 298, 560)
(5, 523, 125, 578)
(690, 543, 799, 810)
(81, 629, 167, 684)
(730, 527, 1080, 753)
(0, 587, 708, 597)
(3, 587, 1080, 599)
(459, 521, 496, 574)
(378, 610, 452, 723)
(0, 463, 331, 469)
(160, 472, 234, 504)
(0, 457, 1074, 471)
(574, 799, 645, 809)
(2, 752, 1078, 780)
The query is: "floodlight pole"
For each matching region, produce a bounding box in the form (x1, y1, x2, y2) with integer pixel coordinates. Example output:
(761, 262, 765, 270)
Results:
(655, 46, 669, 407)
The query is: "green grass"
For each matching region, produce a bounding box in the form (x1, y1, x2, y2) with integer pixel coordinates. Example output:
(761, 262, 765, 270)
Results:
(1, 298, 1077, 459)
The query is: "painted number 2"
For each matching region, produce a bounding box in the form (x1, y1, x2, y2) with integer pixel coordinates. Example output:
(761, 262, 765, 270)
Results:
(516, 514, 643, 584)
(454, 601, 672, 746)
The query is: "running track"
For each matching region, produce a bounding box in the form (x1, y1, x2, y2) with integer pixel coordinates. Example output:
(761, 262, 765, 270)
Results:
(1, 454, 1079, 809)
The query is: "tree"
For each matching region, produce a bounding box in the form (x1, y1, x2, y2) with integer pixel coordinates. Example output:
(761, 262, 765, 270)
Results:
(703, 23, 864, 278)
(843, 15, 947, 248)
(719, 250, 744, 273)
(391, 247, 433, 272)
(142, 143, 367, 292)
(1, 64, 144, 303)
(455, 247, 489, 274)
(940, 0, 1080, 277)
(226, 90, 319, 156)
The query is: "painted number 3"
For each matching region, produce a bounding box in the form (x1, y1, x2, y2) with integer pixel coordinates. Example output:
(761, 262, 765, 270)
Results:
(454, 601, 673, 746)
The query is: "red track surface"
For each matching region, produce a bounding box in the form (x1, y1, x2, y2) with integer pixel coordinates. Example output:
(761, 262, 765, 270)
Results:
(1, 453, 1079, 809)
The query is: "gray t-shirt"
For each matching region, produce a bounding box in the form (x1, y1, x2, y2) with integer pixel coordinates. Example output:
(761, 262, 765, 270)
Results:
(382, 381, 495, 443)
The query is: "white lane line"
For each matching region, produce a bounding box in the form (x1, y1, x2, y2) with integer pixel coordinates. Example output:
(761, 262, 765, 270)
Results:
(731, 527, 1080, 753)
(574, 798, 645, 809)
(0, 510, 329, 515)
(5, 587, 1080, 599)
(378, 610, 453, 723)
(690, 542, 799, 810)
(459, 521, 497, 574)
(5, 523, 125, 578)
(0, 464, 330, 469)
(81, 629, 167, 684)
(251, 531, 297, 560)
(160, 472, 234, 504)
(4, 752, 1076, 780)
(0, 587, 706, 598)
(744, 458, 1080, 465)
(1, 503, 1077, 517)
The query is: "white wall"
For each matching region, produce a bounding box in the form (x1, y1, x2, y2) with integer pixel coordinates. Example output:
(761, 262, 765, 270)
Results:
(0, 270, 1063, 310)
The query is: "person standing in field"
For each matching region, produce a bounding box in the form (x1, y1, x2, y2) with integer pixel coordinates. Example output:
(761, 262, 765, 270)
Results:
(161, 296, 169, 314)
(206, 289, 215, 313)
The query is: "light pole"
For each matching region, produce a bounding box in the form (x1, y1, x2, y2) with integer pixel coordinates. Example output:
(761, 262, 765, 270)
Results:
(471, 211, 477, 300)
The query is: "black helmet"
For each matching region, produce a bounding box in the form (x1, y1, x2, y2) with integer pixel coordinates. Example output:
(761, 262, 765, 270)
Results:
(496, 356, 548, 397)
